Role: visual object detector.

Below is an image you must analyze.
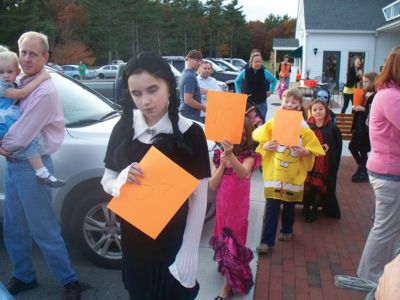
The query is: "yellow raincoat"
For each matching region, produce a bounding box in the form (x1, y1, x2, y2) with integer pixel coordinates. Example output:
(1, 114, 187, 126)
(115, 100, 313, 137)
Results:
(252, 119, 325, 202)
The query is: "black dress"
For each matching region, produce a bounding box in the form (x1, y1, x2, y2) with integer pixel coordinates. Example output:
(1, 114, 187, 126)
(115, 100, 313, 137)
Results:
(104, 122, 210, 300)
(308, 120, 342, 219)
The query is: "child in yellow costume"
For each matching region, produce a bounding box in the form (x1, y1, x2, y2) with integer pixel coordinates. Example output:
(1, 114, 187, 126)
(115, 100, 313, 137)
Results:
(253, 88, 325, 254)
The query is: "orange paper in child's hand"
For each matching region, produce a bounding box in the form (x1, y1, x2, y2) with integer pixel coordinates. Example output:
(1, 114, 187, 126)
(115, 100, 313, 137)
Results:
(272, 109, 303, 146)
(107, 146, 200, 239)
(353, 88, 363, 106)
(205, 90, 247, 144)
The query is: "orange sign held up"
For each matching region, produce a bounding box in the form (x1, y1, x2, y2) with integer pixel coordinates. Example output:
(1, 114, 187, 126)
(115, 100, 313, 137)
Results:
(107, 146, 200, 239)
(353, 88, 364, 106)
(272, 109, 303, 146)
(205, 90, 247, 144)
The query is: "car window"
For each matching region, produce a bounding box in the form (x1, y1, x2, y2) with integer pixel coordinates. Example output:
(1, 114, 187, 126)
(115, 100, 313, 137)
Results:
(111, 66, 117, 70)
(50, 72, 117, 126)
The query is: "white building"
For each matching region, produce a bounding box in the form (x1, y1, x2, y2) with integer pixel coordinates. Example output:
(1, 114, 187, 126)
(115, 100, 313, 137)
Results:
(291, 0, 400, 89)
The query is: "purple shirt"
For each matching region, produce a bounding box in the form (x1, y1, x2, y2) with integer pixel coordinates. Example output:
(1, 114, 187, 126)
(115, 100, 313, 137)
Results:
(367, 82, 400, 176)
(2, 70, 65, 154)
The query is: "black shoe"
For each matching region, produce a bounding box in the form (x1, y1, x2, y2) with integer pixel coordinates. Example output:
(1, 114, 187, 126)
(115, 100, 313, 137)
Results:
(351, 166, 362, 179)
(36, 175, 66, 188)
(6, 277, 38, 295)
(63, 281, 81, 300)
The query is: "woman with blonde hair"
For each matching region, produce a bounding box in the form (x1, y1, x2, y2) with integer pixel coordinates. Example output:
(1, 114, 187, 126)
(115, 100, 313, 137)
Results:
(234, 53, 277, 122)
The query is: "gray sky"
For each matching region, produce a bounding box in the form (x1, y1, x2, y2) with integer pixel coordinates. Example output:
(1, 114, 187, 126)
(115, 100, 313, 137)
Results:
(237, 0, 299, 21)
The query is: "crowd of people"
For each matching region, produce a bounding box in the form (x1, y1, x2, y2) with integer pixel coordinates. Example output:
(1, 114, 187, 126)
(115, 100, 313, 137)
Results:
(0, 29, 399, 300)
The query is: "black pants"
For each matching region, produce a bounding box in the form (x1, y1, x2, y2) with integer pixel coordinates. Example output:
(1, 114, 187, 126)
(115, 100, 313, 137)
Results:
(341, 93, 353, 113)
(349, 146, 368, 169)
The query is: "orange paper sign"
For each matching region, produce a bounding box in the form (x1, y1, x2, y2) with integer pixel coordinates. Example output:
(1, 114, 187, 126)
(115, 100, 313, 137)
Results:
(353, 88, 363, 106)
(272, 109, 303, 146)
(107, 146, 200, 239)
(205, 90, 247, 144)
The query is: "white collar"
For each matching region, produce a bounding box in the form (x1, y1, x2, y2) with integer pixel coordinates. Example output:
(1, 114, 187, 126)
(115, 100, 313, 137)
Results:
(132, 109, 193, 143)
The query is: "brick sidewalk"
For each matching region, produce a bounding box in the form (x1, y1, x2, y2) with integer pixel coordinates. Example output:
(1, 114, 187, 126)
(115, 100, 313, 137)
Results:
(253, 156, 374, 300)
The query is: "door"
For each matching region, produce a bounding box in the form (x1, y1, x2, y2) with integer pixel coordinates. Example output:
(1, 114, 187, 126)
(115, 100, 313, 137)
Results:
(322, 51, 341, 87)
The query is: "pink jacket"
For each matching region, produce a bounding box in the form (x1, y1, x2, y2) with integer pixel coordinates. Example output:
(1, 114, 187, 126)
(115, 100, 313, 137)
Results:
(367, 82, 400, 176)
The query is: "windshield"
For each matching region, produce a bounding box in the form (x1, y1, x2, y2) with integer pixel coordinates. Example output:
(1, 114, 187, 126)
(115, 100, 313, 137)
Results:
(203, 59, 224, 72)
(50, 72, 119, 127)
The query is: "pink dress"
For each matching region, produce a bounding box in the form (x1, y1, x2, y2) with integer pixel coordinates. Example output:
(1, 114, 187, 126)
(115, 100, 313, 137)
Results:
(209, 149, 261, 294)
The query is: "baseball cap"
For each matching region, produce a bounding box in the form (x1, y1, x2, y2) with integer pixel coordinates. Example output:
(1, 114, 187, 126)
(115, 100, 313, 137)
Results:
(186, 50, 203, 60)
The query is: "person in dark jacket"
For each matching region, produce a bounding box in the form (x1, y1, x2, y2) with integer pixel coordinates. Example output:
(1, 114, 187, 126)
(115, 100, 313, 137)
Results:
(341, 57, 363, 113)
(349, 72, 378, 182)
(303, 99, 342, 222)
(234, 53, 277, 122)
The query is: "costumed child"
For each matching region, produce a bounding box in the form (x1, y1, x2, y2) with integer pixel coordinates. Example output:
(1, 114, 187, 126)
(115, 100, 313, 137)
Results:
(252, 88, 325, 254)
(0, 49, 64, 187)
(209, 115, 261, 299)
(245, 101, 263, 128)
(277, 76, 287, 100)
(303, 99, 342, 222)
(349, 72, 378, 183)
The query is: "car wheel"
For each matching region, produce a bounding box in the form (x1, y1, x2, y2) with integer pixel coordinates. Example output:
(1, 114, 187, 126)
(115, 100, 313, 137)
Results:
(73, 75, 80, 79)
(71, 190, 122, 269)
(98, 73, 105, 79)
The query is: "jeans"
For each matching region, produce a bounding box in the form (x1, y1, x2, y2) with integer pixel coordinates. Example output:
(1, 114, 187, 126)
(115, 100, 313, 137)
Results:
(3, 156, 78, 285)
(341, 93, 353, 113)
(12, 135, 45, 160)
(260, 199, 295, 246)
(255, 101, 268, 123)
(0, 282, 13, 300)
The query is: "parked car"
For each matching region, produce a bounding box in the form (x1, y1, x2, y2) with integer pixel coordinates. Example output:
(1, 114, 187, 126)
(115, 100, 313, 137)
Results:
(111, 59, 124, 65)
(95, 65, 118, 79)
(0, 67, 217, 269)
(222, 58, 247, 70)
(61, 64, 80, 79)
(163, 56, 238, 91)
(209, 58, 240, 72)
(61, 64, 95, 80)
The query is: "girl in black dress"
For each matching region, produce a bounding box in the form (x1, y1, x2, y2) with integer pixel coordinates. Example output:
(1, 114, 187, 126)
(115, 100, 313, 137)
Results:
(349, 72, 378, 182)
(101, 53, 210, 300)
(304, 100, 342, 222)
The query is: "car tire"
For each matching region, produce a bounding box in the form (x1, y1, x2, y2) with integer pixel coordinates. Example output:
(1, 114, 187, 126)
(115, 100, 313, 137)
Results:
(71, 189, 122, 269)
(73, 75, 80, 80)
(98, 73, 105, 79)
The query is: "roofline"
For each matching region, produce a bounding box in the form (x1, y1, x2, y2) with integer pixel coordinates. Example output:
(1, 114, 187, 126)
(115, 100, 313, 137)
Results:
(272, 47, 298, 51)
(306, 29, 376, 34)
(376, 19, 400, 31)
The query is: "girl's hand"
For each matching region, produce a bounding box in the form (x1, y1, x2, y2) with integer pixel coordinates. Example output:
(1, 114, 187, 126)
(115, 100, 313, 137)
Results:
(291, 146, 310, 157)
(353, 105, 365, 112)
(262, 140, 279, 151)
(126, 162, 144, 184)
(221, 140, 234, 154)
(220, 152, 228, 166)
(322, 143, 329, 152)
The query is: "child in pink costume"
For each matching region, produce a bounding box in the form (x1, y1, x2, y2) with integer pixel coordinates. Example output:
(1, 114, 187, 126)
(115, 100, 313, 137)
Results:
(278, 76, 287, 100)
(209, 115, 261, 299)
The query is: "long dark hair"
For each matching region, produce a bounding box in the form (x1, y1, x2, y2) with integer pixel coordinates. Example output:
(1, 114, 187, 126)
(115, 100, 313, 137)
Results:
(123, 52, 191, 156)
(233, 115, 254, 155)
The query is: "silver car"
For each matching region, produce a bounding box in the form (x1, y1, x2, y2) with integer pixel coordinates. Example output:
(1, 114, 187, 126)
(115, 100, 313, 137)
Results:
(95, 65, 118, 79)
(0, 68, 216, 269)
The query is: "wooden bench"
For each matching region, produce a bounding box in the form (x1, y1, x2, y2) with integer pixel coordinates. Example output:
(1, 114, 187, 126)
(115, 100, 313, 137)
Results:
(335, 113, 353, 140)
